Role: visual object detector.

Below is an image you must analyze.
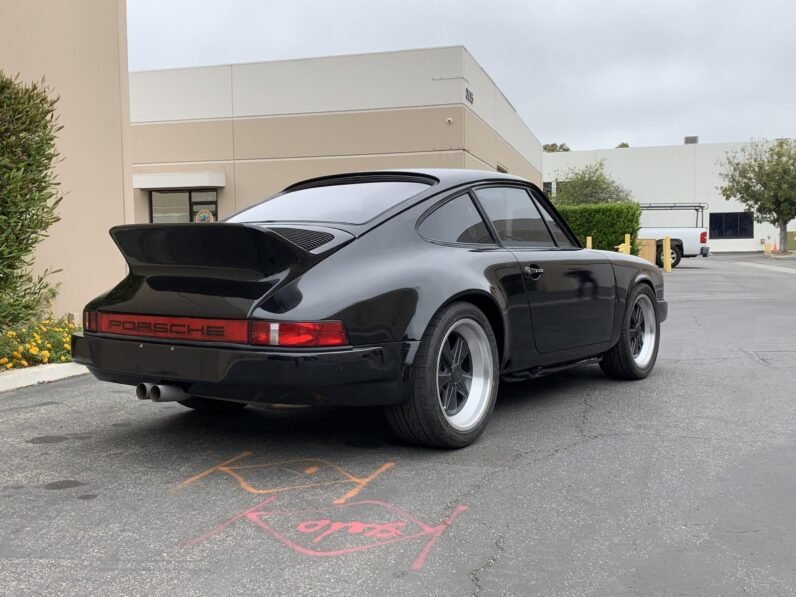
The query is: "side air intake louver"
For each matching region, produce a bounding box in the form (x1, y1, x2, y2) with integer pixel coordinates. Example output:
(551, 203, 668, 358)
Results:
(271, 228, 335, 252)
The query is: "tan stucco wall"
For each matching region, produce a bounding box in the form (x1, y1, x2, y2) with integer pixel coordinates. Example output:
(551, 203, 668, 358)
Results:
(0, 0, 130, 317)
(131, 104, 541, 214)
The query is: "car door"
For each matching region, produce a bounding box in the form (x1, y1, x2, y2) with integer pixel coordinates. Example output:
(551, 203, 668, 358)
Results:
(473, 185, 615, 354)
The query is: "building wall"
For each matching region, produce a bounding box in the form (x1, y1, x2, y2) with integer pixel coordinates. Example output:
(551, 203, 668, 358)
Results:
(0, 0, 130, 316)
(543, 142, 795, 252)
(129, 47, 542, 222)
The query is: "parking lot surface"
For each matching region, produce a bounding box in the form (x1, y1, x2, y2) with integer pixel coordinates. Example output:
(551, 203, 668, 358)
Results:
(1, 254, 795, 596)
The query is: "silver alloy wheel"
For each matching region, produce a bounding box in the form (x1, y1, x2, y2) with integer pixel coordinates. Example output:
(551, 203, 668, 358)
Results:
(670, 249, 677, 262)
(435, 318, 494, 432)
(629, 294, 656, 368)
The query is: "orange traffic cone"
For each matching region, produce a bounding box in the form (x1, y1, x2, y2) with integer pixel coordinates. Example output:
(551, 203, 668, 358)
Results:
(773, 241, 779, 253)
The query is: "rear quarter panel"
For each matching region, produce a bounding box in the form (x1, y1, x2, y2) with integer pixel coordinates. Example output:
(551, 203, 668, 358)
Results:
(252, 204, 535, 368)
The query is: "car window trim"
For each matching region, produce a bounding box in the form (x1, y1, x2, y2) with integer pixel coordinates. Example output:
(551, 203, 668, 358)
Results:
(416, 190, 500, 247)
(469, 183, 560, 250)
(527, 187, 582, 249)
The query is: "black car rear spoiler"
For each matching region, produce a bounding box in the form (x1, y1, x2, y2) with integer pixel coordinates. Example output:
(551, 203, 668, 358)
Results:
(109, 223, 317, 277)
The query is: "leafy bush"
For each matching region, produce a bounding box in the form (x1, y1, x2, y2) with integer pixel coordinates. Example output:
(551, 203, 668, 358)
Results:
(558, 202, 642, 254)
(0, 317, 76, 370)
(0, 72, 63, 327)
(550, 160, 632, 205)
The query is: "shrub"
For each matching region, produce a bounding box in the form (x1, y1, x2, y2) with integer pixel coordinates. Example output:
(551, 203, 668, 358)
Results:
(550, 160, 632, 205)
(0, 72, 63, 327)
(0, 317, 76, 370)
(558, 202, 642, 254)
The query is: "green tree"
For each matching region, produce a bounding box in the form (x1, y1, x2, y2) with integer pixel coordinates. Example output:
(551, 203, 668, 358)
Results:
(0, 72, 62, 326)
(718, 139, 796, 254)
(543, 142, 570, 153)
(616, 142, 630, 148)
(550, 160, 632, 205)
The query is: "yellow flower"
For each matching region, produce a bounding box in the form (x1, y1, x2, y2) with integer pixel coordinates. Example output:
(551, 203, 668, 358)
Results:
(20, 360, 28, 367)
(29, 346, 39, 355)
(46, 342, 52, 348)
(11, 351, 21, 359)
(6, 330, 16, 337)
(4, 363, 12, 369)
(41, 350, 50, 359)
(59, 356, 66, 362)
(42, 357, 49, 364)
(0, 357, 6, 364)
(64, 343, 71, 351)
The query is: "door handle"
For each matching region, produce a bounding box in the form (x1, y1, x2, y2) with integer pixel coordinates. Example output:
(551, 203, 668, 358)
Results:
(524, 265, 544, 279)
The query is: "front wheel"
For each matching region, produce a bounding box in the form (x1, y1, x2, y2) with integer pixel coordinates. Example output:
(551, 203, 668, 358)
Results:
(385, 303, 499, 448)
(600, 284, 660, 380)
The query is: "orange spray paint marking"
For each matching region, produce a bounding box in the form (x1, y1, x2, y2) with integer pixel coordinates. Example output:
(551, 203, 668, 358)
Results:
(174, 453, 394, 504)
(186, 497, 469, 571)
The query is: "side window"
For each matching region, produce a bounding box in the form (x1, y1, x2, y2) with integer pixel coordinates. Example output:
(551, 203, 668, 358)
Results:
(418, 195, 493, 244)
(533, 196, 576, 248)
(474, 187, 555, 248)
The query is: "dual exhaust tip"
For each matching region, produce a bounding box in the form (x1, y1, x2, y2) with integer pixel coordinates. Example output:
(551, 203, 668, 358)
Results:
(136, 383, 187, 403)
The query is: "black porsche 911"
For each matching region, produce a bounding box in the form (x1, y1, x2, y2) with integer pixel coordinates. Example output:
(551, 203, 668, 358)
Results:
(72, 169, 667, 448)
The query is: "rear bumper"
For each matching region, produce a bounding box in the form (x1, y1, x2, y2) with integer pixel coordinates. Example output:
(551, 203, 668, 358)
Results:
(71, 333, 417, 406)
(700, 246, 710, 257)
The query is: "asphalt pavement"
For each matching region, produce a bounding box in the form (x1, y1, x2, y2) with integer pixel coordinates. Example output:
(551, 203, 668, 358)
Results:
(1, 254, 795, 596)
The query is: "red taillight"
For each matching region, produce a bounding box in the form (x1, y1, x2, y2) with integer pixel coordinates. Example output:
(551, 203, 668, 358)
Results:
(90, 313, 349, 348)
(250, 321, 349, 347)
(83, 310, 97, 332)
(95, 313, 249, 343)
(700, 230, 707, 244)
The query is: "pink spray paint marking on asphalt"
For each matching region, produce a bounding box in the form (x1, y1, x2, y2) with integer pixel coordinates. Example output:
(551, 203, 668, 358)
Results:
(186, 496, 468, 571)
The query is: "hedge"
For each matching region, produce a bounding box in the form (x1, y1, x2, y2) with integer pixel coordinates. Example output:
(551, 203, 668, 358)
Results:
(557, 202, 641, 254)
(0, 72, 62, 327)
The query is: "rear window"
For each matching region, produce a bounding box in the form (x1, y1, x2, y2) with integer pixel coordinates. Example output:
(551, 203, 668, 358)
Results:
(227, 180, 431, 225)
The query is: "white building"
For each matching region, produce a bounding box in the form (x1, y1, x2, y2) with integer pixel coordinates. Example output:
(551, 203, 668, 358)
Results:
(543, 139, 795, 252)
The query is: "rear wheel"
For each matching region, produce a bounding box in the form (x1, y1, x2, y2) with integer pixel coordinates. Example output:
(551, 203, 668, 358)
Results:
(600, 284, 660, 380)
(657, 244, 682, 268)
(385, 303, 499, 448)
(178, 396, 248, 413)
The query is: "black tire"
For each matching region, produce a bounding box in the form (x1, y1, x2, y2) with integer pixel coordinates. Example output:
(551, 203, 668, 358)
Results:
(385, 302, 499, 449)
(178, 396, 248, 413)
(600, 284, 660, 380)
(657, 244, 682, 268)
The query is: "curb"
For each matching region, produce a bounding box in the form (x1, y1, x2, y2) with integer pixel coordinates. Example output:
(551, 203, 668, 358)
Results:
(0, 363, 89, 394)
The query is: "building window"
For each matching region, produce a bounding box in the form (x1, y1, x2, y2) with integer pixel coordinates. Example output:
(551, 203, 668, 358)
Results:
(709, 212, 753, 239)
(150, 189, 218, 223)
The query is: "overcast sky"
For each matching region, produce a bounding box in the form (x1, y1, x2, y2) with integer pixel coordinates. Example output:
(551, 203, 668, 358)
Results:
(127, 0, 795, 151)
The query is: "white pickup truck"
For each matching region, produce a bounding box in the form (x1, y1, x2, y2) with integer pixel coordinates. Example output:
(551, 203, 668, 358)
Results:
(638, 227, 710, 268)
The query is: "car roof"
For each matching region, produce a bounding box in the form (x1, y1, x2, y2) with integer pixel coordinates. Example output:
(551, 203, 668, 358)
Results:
(230, 168, 541, 237)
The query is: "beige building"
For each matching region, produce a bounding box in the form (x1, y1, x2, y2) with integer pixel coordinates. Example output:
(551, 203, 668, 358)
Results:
(1, 2, 542, 317)
(128, 46, 542, 225)
(0, 0, 132, 318)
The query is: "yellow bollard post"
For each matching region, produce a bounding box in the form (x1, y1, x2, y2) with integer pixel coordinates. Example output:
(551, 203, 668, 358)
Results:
(764, 242, 772, 255)
(586, 236, 592, 249)
(624, 234, 631, 255)
(662, 236, 672, 272)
